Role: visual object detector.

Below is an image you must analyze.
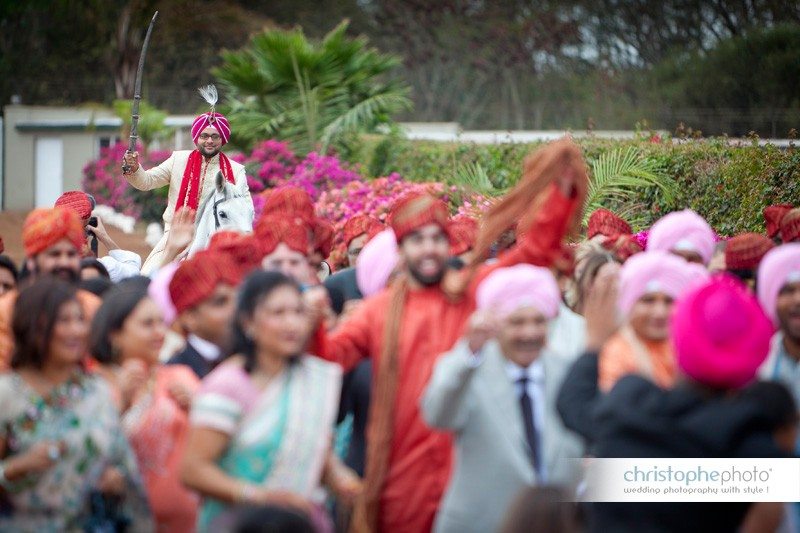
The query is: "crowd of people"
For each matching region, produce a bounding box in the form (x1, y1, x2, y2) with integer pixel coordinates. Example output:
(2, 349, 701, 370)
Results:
(0, 103, 799, 533)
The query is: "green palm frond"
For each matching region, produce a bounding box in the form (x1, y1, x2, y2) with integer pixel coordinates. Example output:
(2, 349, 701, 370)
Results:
(453, 161, 495, 195)
(214, 20, 410, 151)
(320, 91, 412, 151)
(585, 147, 677, 227)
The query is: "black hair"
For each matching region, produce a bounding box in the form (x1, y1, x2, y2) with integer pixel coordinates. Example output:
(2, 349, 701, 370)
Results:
(228, 270, 301, 373)
(79, 276, 114, 298)
(0, 254, 19, 282)
(116, 275, 151, 292)
(727, 268, 756, 285)
(742, 380, 799, 430)
(233, 504, 314, 533)
(11, 278, 78, 369)
(80, 257, 110, 279)
(90, 286, 149, 364)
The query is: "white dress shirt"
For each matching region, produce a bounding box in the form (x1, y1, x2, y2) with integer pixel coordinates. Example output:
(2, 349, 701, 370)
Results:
(188, 334, 222, 362)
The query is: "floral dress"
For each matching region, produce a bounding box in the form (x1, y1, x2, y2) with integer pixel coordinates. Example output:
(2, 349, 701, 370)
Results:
(0, 371, 153, 533)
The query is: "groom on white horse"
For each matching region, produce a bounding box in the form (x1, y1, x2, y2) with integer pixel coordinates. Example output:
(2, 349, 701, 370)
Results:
(122, 86, 253, 274)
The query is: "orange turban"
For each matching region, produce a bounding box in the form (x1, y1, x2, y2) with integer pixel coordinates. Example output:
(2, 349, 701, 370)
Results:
(313, 219, 334, 258)
(208, 231, 263, 281)
(262, 187, 316, 224)
(725, 233, 775, 271)
(255, 215, 311, 256)
(343, 215, 383, 248)
(54, 191, 93, 220)
(22, 207, 85, 258)
(169, 250, 237, 314)
(389, 193, 450, 242)
(587, 208, 631, 239)
(780, 208, 800, 243)
(448, 216, 479, 256)
(764, 204, 793, 239)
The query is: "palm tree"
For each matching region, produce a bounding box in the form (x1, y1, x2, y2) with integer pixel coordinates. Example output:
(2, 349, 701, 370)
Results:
(585, 146, 677, 228)
(214, 20, 412, 153)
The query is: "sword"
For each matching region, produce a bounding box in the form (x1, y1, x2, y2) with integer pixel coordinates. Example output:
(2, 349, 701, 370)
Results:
(122, 10, 159, 174)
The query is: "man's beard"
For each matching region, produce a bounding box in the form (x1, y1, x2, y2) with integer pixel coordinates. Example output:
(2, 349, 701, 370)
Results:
(48, 267, 79, 284)
(199, 146, 220, 158)
(407, 262, 445, 287)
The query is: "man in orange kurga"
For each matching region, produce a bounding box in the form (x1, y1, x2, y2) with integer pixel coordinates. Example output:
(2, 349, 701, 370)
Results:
(314, 139, 588, 533)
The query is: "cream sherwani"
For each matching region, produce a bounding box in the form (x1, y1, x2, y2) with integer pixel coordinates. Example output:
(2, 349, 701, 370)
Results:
(125, 150, 251, 274)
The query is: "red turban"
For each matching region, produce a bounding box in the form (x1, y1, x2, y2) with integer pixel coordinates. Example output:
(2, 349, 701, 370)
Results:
(389, 193, 450, 242)
(764, 204, 794, 239)
(587, 208, 632, 239)
(255, 215, 311, 256)
(602, 233, 643, 261)
(448, 216, 479, 256)
(191, 112, 231, 145)
(725, 233, 775, 271)
(22, 207, 85, 258)
(780, 208, 800, 243)
(54, 191, 93, 220)
(343, 215, 384, 248)
(262, 188, 316, 224)
(208, 231, 262, 281)
(169, 250, 236, 314)
(313, 219, 334, 258)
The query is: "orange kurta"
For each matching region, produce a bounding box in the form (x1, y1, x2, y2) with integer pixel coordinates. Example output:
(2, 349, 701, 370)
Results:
(319, 184, 578, 533)
(598, 330, 677, 392)
(0, 289, 101, 373)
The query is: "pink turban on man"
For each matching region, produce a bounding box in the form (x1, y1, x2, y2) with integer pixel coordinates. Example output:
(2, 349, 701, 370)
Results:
(757, 243, 800, 324)
(673, 276, 773, 389)
(356, 229, 400, 298)
(476, 264, 561, 320)
(647, 209, 716, 265)
(617, 251, 706, 315)
(191, 112, 231, 145)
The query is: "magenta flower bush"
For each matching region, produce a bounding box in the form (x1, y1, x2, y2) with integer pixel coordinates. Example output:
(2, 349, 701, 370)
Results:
(83, 139, 491, 257)
(82, 141, 171, 221)
(312, 175, 491, 266)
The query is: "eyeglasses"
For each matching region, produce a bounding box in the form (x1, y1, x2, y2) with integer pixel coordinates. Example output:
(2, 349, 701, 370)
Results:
(199, 133, 221, 141)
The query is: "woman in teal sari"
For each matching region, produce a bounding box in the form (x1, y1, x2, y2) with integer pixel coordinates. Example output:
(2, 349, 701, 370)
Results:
(182, 271, 361, 532)
(0, 279, 151, 532)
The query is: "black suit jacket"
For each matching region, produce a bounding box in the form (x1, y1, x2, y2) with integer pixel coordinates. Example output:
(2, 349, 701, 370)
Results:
(167, 341, 216, 379)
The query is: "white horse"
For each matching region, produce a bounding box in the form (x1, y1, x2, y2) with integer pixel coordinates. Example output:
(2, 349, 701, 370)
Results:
(187, 171, 254, 257)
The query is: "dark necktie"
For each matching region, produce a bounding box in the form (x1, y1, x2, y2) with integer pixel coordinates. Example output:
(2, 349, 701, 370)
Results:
(518, 375, 542, 476)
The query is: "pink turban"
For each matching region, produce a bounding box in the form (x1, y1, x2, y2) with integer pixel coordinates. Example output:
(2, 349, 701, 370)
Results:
(476, 265, 561, 320)
(757, 243, 800, 324)
(356, 229, 400, 298)
(673, 275, 773, 389)
(191, 112, 231, 145)
(618, 251, 706, 315)
(647, 209, 715, 265)
(148, 261, 180, 326)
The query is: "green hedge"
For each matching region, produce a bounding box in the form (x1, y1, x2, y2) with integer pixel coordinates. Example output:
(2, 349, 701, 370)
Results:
(350, 134, 800, 235)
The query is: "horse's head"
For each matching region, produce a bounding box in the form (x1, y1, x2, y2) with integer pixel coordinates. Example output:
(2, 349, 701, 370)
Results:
(187, 172, 254, 257)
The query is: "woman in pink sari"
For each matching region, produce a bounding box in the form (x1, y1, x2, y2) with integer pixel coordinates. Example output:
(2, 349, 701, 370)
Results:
(181, 271, 360, 532)
(91, 285, 200, 532)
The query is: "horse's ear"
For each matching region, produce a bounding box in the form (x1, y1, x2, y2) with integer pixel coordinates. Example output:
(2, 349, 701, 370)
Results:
(216, 171, 225, 193)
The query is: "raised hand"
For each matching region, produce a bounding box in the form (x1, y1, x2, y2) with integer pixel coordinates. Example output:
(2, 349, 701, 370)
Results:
(584, 262, 622, 351)
(122, 151, 140, 174)
(465, 310, 498, 354)
(163, 207, 196, 265)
